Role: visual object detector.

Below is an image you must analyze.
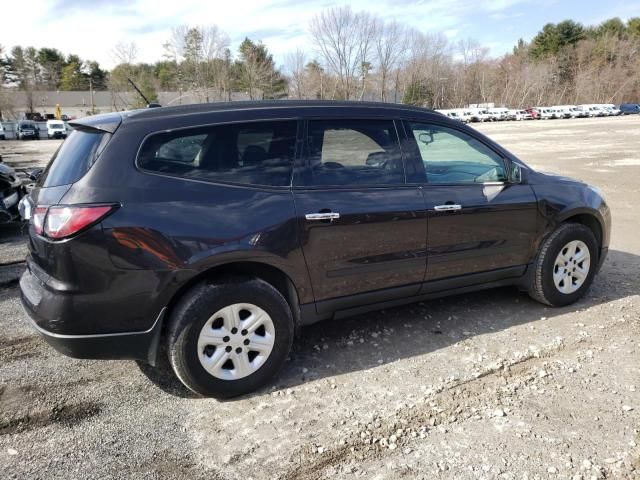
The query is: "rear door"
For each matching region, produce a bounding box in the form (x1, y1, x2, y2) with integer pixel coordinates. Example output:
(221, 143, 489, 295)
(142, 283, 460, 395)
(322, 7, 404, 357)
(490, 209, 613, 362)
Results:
(293, 118, 427, 312)
(402, 120, 538, 284)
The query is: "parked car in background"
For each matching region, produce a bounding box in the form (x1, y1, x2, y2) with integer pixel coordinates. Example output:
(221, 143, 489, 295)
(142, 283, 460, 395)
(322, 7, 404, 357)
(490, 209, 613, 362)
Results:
(468, 109, 491, 122)
(47, 120, 67, 139)
(507, 109, 532, 121)
(488, 108, 509, 121)
(436, 109, 464, 122)
(551, 106, 572, 119)
(537, 108, 555, 120)
(620, 103, 640, 114)
(579, 105, 607, 117)
(601, 104, 621, 116)
(16, 120, 39, 140)
(525, 108, 540, 119)
(0, 161, 24, 223)
(0, 123, 5, 140)
(568, 107, 587, 118)
(18, 101, 611, 398)
(456, 110, 473, 123)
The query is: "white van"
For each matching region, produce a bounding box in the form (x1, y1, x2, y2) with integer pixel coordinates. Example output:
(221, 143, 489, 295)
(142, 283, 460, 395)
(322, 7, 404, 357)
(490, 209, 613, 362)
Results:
(47, 120, 67, 139)
(601, 104, 621, 116)
(0, 123, 5, 140)
(488, 107, 509, 121)
(578, 105, 606, 117)
(536, 108, 555, 120)
(551, 106, 575, 119)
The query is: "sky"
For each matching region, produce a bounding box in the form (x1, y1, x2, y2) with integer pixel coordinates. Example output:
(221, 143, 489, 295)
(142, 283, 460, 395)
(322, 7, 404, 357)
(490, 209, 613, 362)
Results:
(1, 0, 639, 70)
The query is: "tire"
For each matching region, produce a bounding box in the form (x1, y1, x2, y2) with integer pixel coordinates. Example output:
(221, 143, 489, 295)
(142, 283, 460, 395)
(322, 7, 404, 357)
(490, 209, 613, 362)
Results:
(529, 223, 599, 307)
(167, 277, 294, 398)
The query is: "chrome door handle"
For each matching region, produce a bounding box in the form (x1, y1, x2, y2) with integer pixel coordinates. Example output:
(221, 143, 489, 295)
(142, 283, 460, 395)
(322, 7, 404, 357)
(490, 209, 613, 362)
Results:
(305, 212, 340, 221)
(434, 204, 462, 212)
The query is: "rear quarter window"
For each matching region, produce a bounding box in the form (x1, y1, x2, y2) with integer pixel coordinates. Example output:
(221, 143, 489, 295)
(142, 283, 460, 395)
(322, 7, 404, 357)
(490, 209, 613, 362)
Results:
(137, 120, 297, 187)
(39, 130, 110, 187)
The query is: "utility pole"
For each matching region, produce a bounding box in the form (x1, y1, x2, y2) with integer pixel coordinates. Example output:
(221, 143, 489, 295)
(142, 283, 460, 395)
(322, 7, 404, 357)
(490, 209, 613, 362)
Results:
(89, 77, 95, 114)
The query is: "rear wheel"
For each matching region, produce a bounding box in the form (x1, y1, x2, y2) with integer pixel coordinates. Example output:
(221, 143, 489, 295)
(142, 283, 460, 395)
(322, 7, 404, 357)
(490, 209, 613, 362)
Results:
(529, 223, 598, 306)
(167, 278, 294, 398)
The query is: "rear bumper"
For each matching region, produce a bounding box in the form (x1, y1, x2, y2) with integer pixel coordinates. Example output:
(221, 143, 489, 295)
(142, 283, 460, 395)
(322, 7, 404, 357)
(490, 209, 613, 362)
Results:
(19, 268, 164, 365)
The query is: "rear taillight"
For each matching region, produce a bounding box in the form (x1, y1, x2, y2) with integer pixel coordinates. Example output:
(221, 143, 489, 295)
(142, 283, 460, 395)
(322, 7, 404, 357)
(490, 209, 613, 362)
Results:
(32, 207, 48, 235)
(31, 204, 117, 240)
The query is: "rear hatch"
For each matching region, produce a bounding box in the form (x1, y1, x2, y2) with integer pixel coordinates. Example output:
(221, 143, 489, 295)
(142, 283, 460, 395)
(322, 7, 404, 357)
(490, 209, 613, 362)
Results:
(24, 112, 122, 278)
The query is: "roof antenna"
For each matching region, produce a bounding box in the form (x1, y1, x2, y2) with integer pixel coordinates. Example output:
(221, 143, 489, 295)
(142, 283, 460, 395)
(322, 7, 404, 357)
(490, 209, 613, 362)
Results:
(127, 78, 161, 108)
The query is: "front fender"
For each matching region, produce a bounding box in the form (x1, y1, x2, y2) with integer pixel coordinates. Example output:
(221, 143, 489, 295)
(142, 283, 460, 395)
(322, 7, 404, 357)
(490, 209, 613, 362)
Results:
(531, 182, 611, 252)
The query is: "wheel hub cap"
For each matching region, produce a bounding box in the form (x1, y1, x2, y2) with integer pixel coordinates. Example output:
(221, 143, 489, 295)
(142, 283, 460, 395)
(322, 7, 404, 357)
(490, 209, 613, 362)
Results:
(552, 240, 591, 294)
(197, 303, 275, 380)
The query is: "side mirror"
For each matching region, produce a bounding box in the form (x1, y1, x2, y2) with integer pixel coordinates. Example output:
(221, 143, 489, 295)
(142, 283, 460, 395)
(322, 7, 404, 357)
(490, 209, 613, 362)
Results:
(509, 162, 522, 184)
(418, 132, 434, 145)
(27, 168, 43, 181)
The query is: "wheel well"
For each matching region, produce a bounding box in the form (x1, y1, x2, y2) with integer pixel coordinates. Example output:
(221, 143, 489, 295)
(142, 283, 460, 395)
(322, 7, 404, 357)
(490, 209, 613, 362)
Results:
(563, 214, 602, 247)
(163, 261, 300, 329)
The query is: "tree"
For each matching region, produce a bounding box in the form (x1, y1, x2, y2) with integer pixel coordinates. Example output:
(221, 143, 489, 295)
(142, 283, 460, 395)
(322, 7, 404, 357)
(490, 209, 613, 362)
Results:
(60, 61, 87, 90)
(305, 60, 326, 99)
(236, 38, 286, 99)
(628, 17, 640, 37)
(402, 80, 432, 106)
(530, 20, 585, 58)
(164, 25, 230, 102)
(375, 19, 407, 101)
(309, 6, 378, 99)
(596, 18, 627, 39)
(285, 49, 307, 99)
(37, 48, 65, 89)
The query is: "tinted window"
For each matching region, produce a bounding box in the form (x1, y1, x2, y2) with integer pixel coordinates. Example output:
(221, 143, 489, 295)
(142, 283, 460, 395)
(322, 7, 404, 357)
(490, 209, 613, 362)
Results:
(298, 119, 403, 187)
(138, 121, 297, 187)
(408, 122, 506, 184)
(40, 130, 110, 187)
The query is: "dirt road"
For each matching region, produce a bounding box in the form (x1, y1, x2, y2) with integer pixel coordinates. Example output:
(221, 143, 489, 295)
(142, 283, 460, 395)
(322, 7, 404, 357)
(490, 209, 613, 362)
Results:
(1, 116, 638, 479)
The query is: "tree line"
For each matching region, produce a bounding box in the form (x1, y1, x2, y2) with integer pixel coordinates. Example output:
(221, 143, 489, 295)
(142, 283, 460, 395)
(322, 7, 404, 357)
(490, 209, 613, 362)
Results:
(293, 8, 640, 107)
(1, 8, 639, 115)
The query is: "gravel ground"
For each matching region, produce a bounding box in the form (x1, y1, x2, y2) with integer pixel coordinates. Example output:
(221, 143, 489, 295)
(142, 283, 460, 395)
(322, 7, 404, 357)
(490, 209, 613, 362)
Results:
(0, 117, 639, 479)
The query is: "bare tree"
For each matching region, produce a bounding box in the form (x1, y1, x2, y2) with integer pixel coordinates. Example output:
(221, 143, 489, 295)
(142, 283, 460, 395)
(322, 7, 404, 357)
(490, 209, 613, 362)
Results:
(111, 41, 138, 65)
(309, 6, 377, 99)
(375, 20, 407, 102)
(285, 49, 307, 99)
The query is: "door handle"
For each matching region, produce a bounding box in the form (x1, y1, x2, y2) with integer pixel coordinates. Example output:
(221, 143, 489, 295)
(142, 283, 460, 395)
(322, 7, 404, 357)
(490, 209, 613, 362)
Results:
(434, 204, 462, 212)
(305, 212, 340, 221)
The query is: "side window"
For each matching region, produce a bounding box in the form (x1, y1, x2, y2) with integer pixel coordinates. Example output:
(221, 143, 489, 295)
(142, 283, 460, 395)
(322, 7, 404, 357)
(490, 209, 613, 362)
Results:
(138, 120, 297, 187)
(408, 122, 507, 184)
(299, 119, 404, 187)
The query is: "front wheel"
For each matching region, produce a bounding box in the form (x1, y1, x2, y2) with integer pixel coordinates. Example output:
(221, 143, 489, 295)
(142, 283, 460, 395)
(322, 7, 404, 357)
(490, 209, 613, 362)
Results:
(167, 278, 294, 398)
(529, 223, 598, 306)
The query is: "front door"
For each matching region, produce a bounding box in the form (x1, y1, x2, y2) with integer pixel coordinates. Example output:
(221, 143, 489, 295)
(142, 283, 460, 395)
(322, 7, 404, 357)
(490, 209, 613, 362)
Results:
(403, 121, 538, 283)
(293, 118, 427, 312)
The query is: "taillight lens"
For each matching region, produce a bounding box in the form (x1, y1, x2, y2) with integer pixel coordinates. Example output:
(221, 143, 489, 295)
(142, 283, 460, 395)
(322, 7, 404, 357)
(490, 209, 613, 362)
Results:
(32, 205, 117, 240)
(32, 207, 48, 235)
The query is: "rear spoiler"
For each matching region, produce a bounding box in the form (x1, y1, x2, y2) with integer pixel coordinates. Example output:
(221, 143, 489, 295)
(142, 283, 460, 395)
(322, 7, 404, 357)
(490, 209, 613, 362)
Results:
(69, 111, 123, 134)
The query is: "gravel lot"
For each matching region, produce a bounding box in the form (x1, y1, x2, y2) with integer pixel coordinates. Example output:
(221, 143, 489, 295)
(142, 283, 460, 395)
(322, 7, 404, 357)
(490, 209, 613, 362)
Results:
(1, 117, 639, 479)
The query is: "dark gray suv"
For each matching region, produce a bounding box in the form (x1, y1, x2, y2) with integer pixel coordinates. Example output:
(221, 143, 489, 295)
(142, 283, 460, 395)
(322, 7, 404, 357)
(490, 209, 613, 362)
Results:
(19, 101, 610, 398)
